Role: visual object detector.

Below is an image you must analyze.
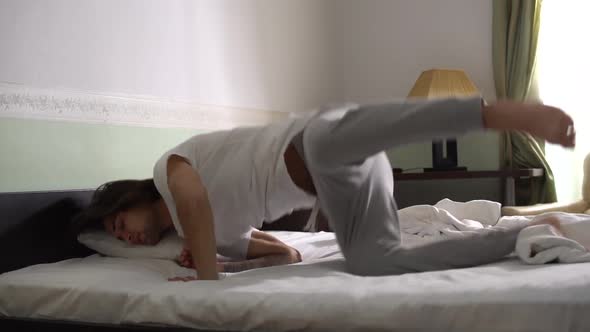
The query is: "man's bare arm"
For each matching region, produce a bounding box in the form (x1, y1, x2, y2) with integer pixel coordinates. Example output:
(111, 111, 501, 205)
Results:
(220, 230, 301, 272)
(220, 254, 298, 273)
(177, 230, 301, 273)
(167, 155, 219, 280)
(250, 229, 289, 244)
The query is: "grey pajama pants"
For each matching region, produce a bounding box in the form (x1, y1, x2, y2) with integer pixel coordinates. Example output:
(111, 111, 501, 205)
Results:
(295, 97, 529, 276)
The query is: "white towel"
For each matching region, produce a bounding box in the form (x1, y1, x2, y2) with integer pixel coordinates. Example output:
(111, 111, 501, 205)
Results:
(516, 212, 590, 264)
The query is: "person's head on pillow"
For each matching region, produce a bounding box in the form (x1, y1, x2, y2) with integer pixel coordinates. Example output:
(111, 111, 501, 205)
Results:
(72, 179, 172, 246)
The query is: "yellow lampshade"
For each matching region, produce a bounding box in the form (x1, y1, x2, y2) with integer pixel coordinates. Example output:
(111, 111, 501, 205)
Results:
(407, 69, 480, 98)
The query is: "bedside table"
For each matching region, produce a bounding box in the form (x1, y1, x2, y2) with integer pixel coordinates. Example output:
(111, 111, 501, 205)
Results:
(393, 168, 543, 206)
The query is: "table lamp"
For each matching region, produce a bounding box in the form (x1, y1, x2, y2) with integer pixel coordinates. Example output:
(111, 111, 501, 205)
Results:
(407, 69, 480, 172)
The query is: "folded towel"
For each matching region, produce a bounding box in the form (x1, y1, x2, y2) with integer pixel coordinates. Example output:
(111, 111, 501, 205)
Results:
(516, 212, 590, 264)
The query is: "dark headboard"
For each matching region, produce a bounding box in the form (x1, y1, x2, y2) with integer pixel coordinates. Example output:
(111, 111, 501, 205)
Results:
(0, 190, 314, 274)
(0, 190, 97, 273)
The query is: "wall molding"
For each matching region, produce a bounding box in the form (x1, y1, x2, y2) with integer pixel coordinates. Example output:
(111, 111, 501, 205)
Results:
(0, 83, 286, 130)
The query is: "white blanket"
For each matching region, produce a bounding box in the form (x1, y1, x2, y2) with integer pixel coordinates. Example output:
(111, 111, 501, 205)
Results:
(398, 199, 590, 265)
(3, 231, 590, 331)
(398, 198, 501, 239)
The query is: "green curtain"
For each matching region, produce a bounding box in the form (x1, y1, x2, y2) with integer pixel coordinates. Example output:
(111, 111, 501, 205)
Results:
(493, 0, 557, 205)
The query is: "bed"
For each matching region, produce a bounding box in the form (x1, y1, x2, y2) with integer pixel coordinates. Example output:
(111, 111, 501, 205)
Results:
(2, 190, 590, 331)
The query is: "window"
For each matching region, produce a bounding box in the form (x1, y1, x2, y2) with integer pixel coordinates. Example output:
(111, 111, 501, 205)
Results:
(537, 0, 590, 202)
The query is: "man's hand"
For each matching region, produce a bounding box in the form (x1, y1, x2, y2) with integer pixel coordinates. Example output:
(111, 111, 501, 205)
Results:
(173, 243, 301, 277)
(178, 246, 193, 268)
(169, 247, 223, 281)
(247, 230, 303, 262)
(176, 247, 224, 272)
(287, 247, 302, 264)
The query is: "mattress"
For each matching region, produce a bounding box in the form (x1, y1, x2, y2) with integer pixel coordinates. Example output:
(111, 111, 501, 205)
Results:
(2, 231, 590, 331)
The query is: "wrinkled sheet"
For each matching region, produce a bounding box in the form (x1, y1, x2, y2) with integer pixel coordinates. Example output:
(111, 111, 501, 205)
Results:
(2, 231, 590, 331)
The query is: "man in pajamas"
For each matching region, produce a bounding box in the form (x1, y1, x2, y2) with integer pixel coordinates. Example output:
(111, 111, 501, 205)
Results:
(74, 97, 575, 280)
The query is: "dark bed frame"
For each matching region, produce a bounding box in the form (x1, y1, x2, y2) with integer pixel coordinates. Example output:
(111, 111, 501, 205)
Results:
(0, 190, 315, 332)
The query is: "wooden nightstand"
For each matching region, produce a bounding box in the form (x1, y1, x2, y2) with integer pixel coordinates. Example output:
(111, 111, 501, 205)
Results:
(393, 168, 543, 206)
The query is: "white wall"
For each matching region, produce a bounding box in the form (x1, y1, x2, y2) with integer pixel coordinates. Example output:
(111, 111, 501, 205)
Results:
(0, 0, 339, 113)
(334, 0, 499, 170)
(335, 0, 495, 101)
(0, 0, 499, 170)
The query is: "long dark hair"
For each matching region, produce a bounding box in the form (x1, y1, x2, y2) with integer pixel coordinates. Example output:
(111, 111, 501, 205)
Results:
(71, 179, 161, 235)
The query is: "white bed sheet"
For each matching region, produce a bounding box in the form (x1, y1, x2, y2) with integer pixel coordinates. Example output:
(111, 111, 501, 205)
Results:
(2, 231, 590, 331)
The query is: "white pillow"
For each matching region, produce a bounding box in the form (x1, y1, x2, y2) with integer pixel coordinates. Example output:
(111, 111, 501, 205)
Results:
(78, 230, 184, 260)
(78, 229, 342, 262)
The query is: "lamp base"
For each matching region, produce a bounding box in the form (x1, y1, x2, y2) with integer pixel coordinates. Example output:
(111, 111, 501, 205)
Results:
(424, 166, 468, 172)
